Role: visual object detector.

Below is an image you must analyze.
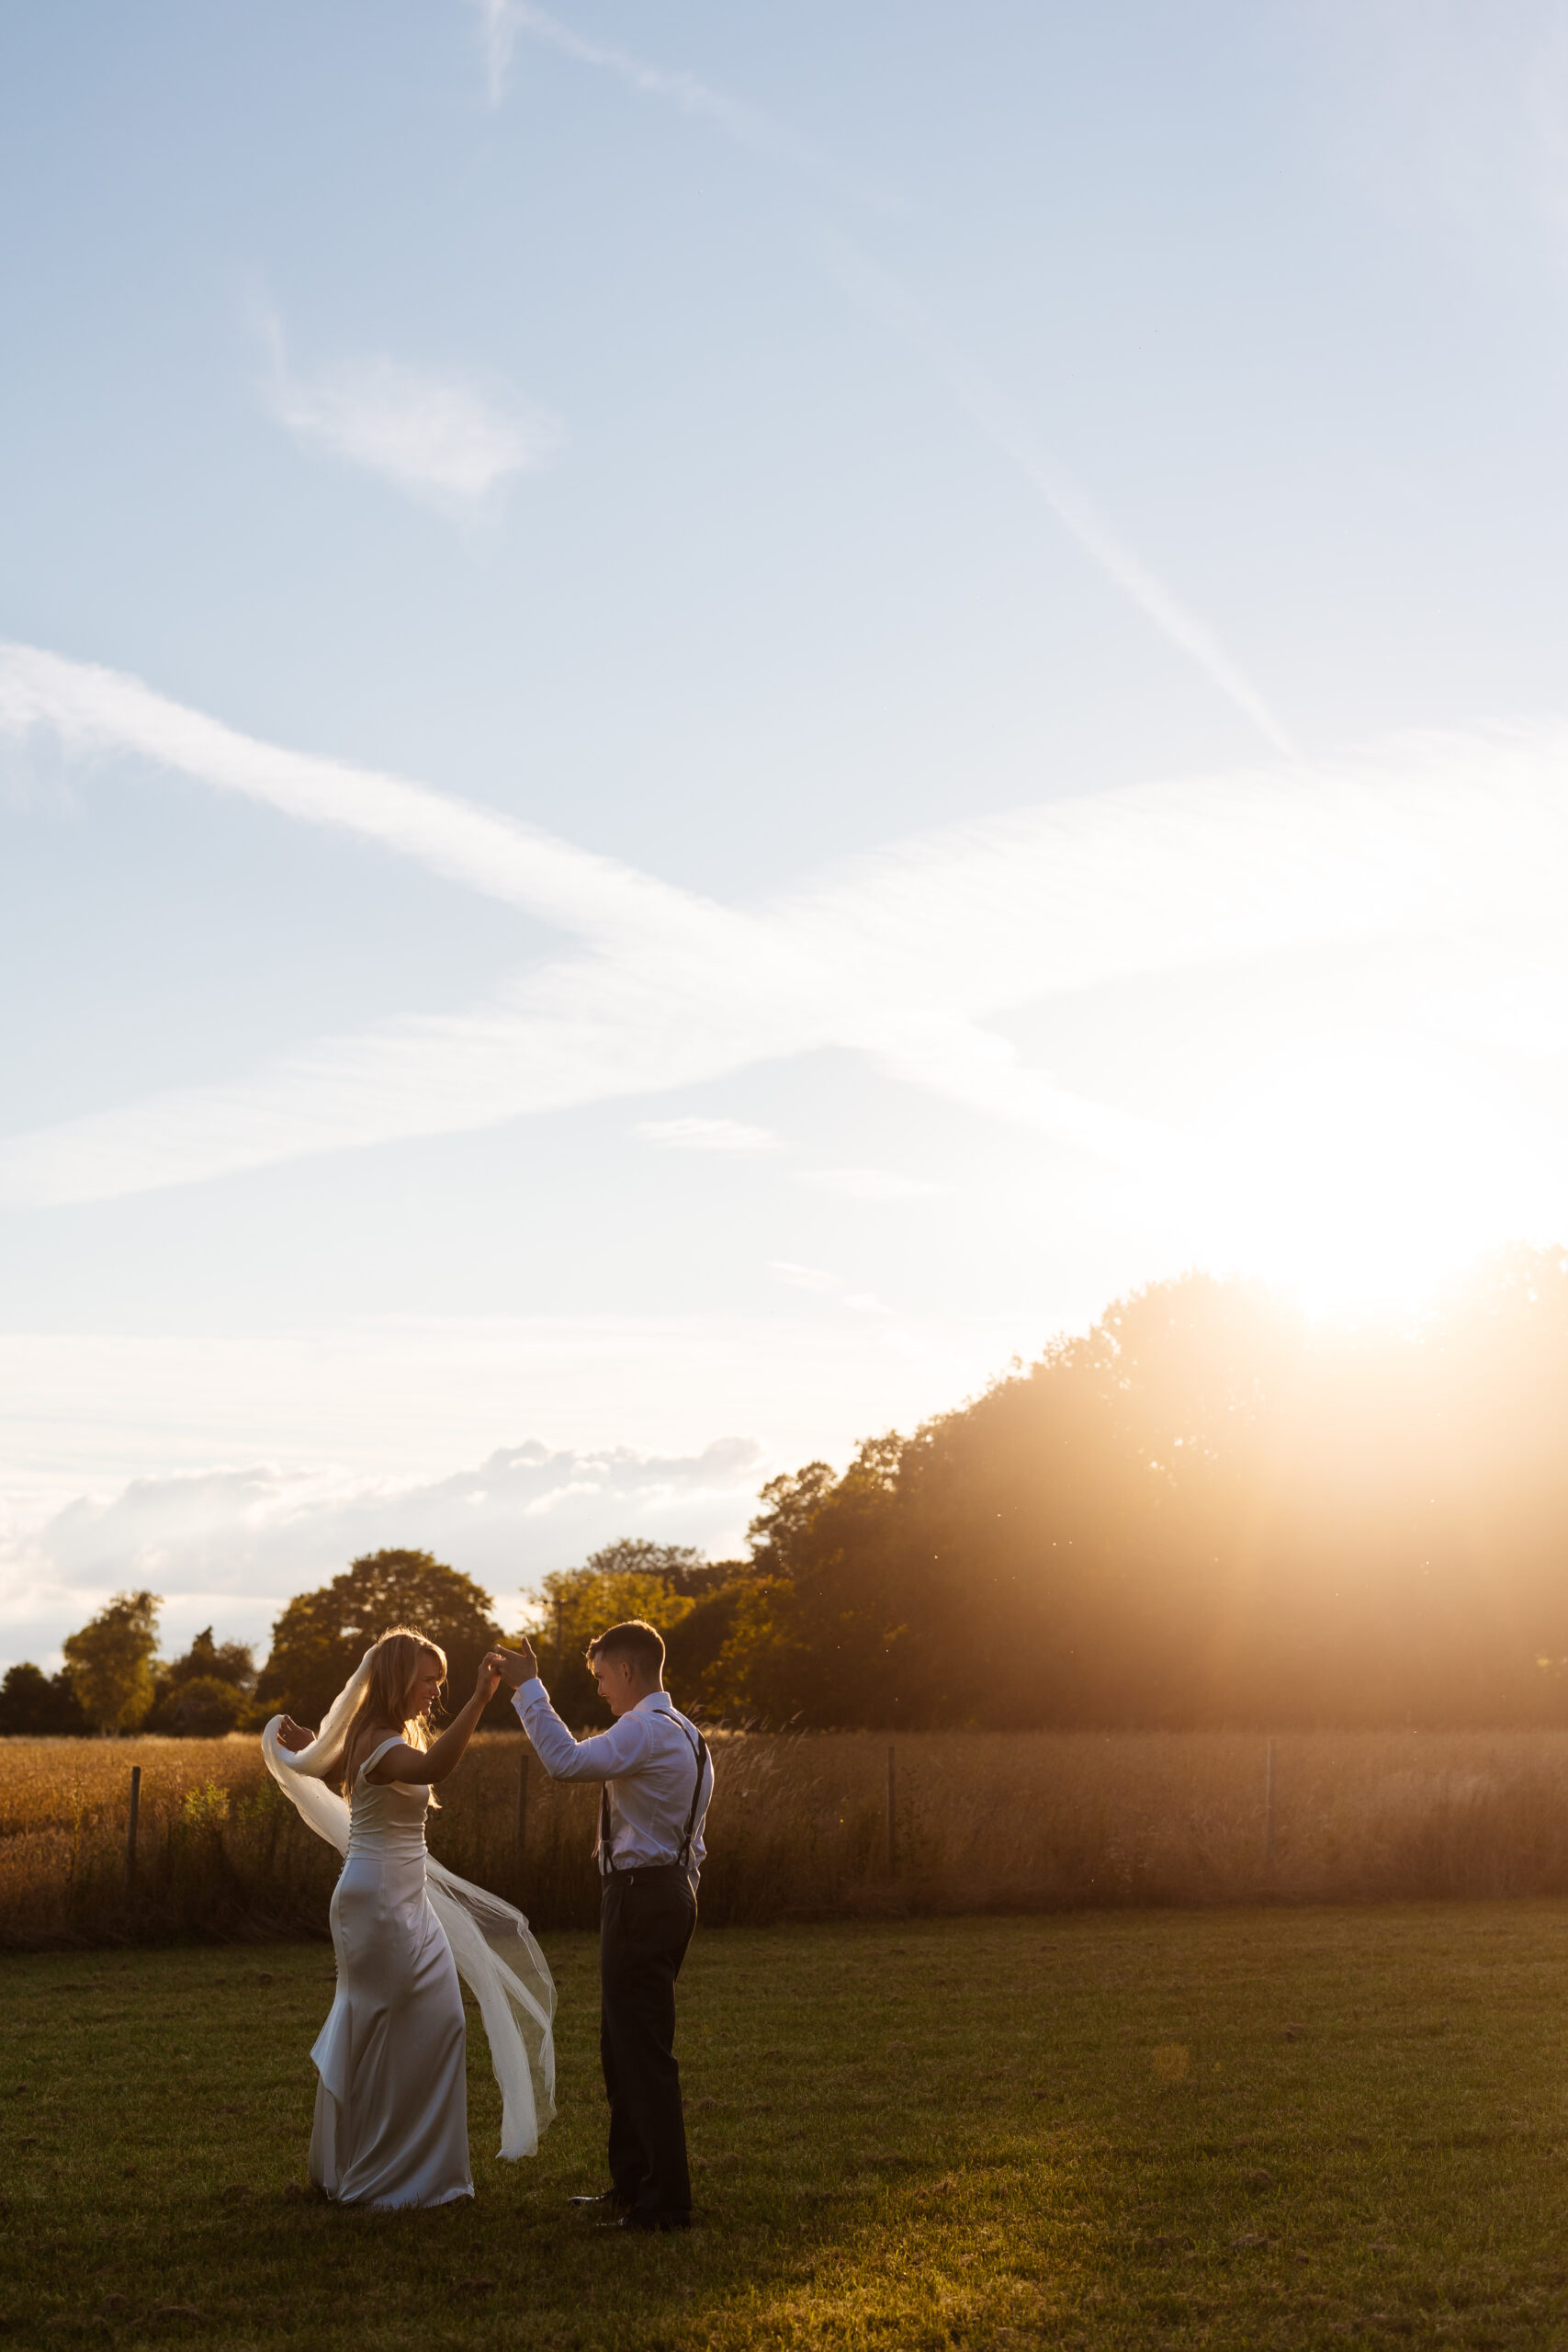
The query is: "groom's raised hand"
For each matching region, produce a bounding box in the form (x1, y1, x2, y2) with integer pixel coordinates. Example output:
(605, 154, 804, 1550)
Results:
(487, 1642, 539, 1690)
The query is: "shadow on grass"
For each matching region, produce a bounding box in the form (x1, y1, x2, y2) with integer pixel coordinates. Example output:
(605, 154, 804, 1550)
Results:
(1, 1928, 1103, 2352)
(48, 2143, 1098, 2352)
(13, 1910, 1568, 2350)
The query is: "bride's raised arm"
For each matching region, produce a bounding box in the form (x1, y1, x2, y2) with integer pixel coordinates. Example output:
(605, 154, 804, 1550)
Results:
(363, 1655, 502, 1785)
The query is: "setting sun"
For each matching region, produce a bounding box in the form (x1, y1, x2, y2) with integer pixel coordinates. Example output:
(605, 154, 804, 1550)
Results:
(1189, 1030, 1557, 1317)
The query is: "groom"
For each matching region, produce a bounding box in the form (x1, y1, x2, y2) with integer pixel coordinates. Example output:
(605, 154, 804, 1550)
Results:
(491, 1620, 713, 2233)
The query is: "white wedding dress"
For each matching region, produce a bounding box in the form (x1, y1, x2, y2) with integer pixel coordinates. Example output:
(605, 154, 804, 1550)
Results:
(310, 1735, 473, 2206)
(262, 1699, 555, 2211)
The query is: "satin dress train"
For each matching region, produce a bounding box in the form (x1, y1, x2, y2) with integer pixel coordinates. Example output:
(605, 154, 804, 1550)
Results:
(310, 1736, 472, 2209)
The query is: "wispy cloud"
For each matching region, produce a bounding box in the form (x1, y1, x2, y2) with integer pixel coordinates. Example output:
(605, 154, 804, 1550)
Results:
(798, 1168, 944, 1203)
(469, 0, 513, 106)
(5, 648, 1568, 1211)
(1311, 2, 1568, 253)
(255, 307, 560, 511)
(827, 240, 1297, 761)
(636, 1117, 778, 1154)
(768, 1261, 836, 1294)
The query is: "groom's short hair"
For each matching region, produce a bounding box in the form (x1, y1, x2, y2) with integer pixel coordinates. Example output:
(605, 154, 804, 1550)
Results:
(586, 1619, 666, 1678)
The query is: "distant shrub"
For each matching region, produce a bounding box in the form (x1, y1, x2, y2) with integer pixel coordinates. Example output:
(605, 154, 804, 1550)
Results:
(148, 1676, 246, 1738)
(146, 1628, 257, 1736)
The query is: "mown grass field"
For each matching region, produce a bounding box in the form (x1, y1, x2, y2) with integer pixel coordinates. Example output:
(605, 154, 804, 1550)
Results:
(7, 1905, 1568, 2351)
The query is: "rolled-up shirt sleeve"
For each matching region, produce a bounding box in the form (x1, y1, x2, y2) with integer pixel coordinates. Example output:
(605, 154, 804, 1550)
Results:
(513, 1678, 653, 1781)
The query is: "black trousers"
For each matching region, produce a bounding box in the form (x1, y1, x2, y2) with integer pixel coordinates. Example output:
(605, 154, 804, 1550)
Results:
(599, 1864, 697, 2218)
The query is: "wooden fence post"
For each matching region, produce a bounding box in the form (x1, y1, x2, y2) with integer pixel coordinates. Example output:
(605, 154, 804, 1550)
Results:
(516, 1749, 529, 1859)
(886, 1745, 897, 1879)
(126, 1764, 141, 1891)
(1264, 1739, 1275, 1869)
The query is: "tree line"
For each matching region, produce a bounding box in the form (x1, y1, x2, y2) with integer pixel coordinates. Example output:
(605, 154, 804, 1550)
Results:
(709, 1249, 1568, 1729)
(0, 1539, 744, 1739)
(10, 1249, 1568, 1735)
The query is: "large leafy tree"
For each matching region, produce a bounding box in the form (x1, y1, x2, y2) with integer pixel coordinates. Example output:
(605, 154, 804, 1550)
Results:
(520, 1540, 752, 1725)
(256, 1550, 506, 1731)
(524, 1544, 699, 1727)
(61, 1590, 161, 1735)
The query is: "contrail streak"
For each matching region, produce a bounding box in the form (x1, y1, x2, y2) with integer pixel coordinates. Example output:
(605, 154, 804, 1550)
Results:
(828, 239, 1298, 761)
(6, 649, 1568, 1208)
(468, 0, 890, 209)
(0, 641, 719, 956)
(464, 8, 1288, 753)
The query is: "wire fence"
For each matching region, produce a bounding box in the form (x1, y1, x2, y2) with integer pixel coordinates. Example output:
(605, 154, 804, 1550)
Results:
(7, 1726, 1568, 1948)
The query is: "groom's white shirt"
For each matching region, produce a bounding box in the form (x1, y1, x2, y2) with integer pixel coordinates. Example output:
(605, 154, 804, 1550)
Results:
(512, 1682, 714, 1894)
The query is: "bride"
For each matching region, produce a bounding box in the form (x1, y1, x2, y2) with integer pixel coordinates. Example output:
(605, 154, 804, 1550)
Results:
(262, 1627, 555, 2210)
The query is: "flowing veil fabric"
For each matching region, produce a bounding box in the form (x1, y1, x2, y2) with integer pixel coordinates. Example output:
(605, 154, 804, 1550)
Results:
(261, 1671, 556, 2161)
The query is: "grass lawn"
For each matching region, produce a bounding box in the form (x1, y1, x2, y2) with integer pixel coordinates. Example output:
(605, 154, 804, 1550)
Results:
(6, 1905, 1568, 2350)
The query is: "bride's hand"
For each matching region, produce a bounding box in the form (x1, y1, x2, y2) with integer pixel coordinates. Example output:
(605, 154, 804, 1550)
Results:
(276, 1716, 315, 1752)
(475, 1654, 502, 1703)
(484, 1643, 536, 1690)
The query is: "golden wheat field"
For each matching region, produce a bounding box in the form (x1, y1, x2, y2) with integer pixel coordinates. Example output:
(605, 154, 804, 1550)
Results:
(9, 1725, 1568, 1947)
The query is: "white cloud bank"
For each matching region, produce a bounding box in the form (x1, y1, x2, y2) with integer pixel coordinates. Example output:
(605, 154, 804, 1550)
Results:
(257, 310, 560, 510)
(0, 1302, 1042, 1557)
(0, 1436, 765, 1668)
(0, 1295, 1060, 1670)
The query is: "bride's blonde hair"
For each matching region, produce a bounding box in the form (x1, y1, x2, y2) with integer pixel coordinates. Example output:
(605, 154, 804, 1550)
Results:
(341, 1626, 448, 1797)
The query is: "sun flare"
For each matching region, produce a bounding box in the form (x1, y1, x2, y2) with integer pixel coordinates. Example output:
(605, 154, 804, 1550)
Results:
(1184, 1032, 1559, 1317)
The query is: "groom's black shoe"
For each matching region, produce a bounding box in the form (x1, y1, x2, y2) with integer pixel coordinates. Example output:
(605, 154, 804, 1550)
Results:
(569, 2189, 631, 2210)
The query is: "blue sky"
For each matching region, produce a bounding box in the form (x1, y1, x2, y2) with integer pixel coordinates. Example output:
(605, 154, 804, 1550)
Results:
(8, 1, 1568, 1667)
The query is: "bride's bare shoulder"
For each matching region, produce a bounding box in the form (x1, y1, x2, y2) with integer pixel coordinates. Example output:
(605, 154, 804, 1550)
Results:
(345, 1723, 395, 1782)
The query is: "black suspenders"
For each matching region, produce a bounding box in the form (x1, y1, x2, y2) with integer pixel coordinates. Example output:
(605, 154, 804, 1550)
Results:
(674, 1723, 710, 1871)
(599, 1716, 710, 1875)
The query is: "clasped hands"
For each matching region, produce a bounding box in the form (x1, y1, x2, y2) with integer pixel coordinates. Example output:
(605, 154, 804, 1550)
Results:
(272, 1645, 538, 1749)
(481, 1641, 539, 1693)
